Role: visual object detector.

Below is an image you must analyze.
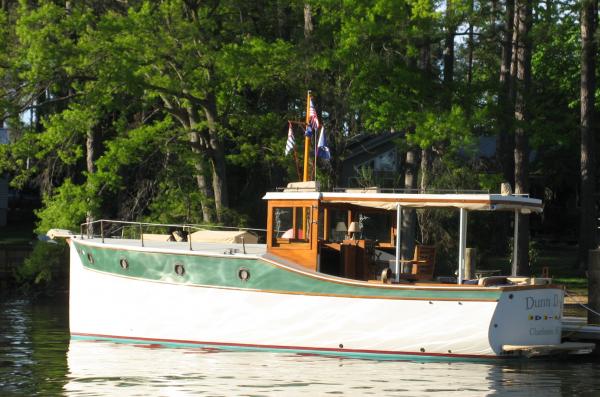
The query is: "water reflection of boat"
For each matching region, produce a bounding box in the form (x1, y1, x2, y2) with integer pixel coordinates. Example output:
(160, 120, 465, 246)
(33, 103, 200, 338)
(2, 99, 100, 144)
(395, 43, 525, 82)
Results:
(54, 184, 595, 360)
(65, 339, 565, 396)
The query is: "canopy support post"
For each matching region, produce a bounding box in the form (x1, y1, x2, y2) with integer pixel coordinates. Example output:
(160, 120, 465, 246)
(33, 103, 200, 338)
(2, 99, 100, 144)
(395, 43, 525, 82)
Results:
(458, 208, 468, 284)
(395, 203, 402, 282)
(512, 209, 519, 276)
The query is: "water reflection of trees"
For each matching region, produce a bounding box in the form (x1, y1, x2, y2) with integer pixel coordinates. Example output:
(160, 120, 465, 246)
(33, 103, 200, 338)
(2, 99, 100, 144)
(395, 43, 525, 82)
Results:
(0, 298, 69, 395)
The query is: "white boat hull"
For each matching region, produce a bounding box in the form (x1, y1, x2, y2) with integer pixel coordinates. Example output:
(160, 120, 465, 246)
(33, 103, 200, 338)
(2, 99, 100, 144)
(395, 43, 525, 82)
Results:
(69, 240, 567, 359)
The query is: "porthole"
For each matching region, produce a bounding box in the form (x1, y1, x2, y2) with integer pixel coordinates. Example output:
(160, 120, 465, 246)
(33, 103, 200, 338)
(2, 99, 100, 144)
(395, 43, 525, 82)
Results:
(174, 263, 185, 276)
(86, 253, 94, 264)
(119, 258, 129, 270)
(238, 268, 250, 282)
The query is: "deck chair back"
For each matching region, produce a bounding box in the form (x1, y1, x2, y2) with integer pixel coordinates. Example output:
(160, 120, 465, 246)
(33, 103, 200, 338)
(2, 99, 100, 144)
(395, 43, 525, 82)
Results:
(412, 245, 436, 280)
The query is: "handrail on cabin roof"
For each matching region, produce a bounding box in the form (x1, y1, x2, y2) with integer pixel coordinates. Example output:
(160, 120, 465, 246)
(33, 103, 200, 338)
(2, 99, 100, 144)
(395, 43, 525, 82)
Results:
(275, 185, 533, 197)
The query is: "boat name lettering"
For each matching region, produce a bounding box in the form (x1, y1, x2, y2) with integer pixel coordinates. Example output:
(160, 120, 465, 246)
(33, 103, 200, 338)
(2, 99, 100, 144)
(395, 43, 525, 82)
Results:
(525, 295, 559, 310)
(529, 327, 554, 336)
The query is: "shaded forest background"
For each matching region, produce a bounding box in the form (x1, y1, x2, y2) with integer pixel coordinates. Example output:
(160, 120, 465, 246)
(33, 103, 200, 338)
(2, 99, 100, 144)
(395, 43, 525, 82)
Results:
(0, 0, 598, 280)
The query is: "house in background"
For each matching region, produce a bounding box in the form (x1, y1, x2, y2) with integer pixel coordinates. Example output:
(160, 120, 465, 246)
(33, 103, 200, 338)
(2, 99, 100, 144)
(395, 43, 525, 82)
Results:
(339, 131, 402, 188)
(0, 128, 8, 226)
(339, 133, 515, 190)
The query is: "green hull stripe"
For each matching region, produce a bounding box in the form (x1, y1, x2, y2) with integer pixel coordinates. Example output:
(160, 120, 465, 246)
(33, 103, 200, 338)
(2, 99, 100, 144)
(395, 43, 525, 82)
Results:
(73, 240, 501, 301)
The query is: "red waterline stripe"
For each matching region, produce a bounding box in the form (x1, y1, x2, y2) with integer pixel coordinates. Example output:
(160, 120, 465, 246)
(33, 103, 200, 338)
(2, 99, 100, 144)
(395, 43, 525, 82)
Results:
(71, 332, 499, 360)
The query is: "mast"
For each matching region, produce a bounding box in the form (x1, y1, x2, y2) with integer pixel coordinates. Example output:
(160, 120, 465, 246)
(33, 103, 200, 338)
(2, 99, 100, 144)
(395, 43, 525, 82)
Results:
(303, 90, 311, 182)
(301, 91, 312, 237)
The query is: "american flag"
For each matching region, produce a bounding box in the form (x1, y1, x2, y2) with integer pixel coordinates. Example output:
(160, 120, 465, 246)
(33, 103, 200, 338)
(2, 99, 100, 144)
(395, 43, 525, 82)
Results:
(285, 122, 295, 155)
(305, 98, 320, 137)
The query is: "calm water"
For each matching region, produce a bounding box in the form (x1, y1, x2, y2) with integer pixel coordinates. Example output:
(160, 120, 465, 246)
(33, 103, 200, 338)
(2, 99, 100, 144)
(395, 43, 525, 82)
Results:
(1, 297, 600, 396)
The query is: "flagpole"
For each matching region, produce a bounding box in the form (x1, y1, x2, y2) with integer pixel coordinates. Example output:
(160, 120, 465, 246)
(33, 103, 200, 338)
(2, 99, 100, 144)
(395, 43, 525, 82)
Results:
(303, 90, 311, 182)
(314, 126, 318, 181)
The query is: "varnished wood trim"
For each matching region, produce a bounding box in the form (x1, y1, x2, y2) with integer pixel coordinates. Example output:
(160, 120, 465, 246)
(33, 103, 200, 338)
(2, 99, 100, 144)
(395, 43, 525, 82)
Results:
(323, 208, 329, 240)
(267, 201, 274, 249)
(269, 199, 319, 207)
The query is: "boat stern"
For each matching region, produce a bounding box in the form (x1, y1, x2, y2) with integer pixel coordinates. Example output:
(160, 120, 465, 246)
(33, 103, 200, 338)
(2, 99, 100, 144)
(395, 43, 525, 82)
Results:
(488, 287, 565, 355)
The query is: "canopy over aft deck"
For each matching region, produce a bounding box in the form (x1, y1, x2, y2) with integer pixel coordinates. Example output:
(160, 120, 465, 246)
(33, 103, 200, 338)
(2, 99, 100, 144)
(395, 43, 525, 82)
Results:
(262, 191, 543, 213)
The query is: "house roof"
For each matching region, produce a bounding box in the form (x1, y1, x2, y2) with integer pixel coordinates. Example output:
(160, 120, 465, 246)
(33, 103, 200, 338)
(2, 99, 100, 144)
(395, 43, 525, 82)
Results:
(343, 131, 402, 162)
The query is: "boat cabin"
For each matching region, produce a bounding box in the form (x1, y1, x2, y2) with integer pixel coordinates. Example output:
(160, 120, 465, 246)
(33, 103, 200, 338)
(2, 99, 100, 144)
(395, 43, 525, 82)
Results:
(263, 182, 543, 284)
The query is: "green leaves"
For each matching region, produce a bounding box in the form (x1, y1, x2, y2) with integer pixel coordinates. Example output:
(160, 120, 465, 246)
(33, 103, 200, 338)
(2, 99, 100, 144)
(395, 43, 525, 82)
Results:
(39, 107, 96, 165)
(413, 105, 474, 155)
(91, 117, 177, 193)
(34, 178, 96, 233)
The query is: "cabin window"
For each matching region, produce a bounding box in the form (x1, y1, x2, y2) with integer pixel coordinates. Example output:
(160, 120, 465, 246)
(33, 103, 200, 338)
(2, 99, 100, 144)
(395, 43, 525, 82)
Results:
(318, 208, 325, 240)
(328, 209, 348, 241)
(272, 206, 311, 243)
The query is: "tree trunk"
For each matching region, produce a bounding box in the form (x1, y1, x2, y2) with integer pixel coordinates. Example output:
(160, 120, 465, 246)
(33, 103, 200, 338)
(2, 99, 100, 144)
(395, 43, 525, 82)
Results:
(513, 0, 532, 276)
(420, 147, 432, 192)
(187, 103, 215, 224)
(276, 0, 288, 39)
(509, 0, 520, 105)
(86, 130, 95, 176)
(189, 127, 215, 223)
(498, 0, 515, 186)
(203, 93, 229, 222)
(443, 0, 455, 103)
(304, 3, 313, 39)
(85, 129, 95, 230)
(466, 28, 474, 87)
(496, 0, 516, 255)
(579, 0, 598, 271)
(196, 172, 213, 223)
(159, 95, 216, 224)
(466, 2, 474, 88)
(401, 149, 419, 260)
(417, 36, 432, 191)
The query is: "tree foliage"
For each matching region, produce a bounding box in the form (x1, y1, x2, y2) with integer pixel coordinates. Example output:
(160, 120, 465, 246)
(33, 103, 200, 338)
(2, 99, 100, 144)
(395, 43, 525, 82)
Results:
(0, 0, 593, 266)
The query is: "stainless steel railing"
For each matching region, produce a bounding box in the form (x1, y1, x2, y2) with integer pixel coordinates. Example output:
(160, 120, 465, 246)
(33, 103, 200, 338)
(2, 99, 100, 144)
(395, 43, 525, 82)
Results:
(80, 219, 267, 250)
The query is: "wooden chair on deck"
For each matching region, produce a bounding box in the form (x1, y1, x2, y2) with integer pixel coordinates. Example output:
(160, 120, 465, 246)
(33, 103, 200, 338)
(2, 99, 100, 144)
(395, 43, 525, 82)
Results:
(411, 245, 436, 281)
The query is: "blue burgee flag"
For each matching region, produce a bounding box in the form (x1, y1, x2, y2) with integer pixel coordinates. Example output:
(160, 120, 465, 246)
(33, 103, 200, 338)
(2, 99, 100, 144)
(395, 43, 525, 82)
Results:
(305, 125, 313, 137)
(317, 127, 331, 160)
